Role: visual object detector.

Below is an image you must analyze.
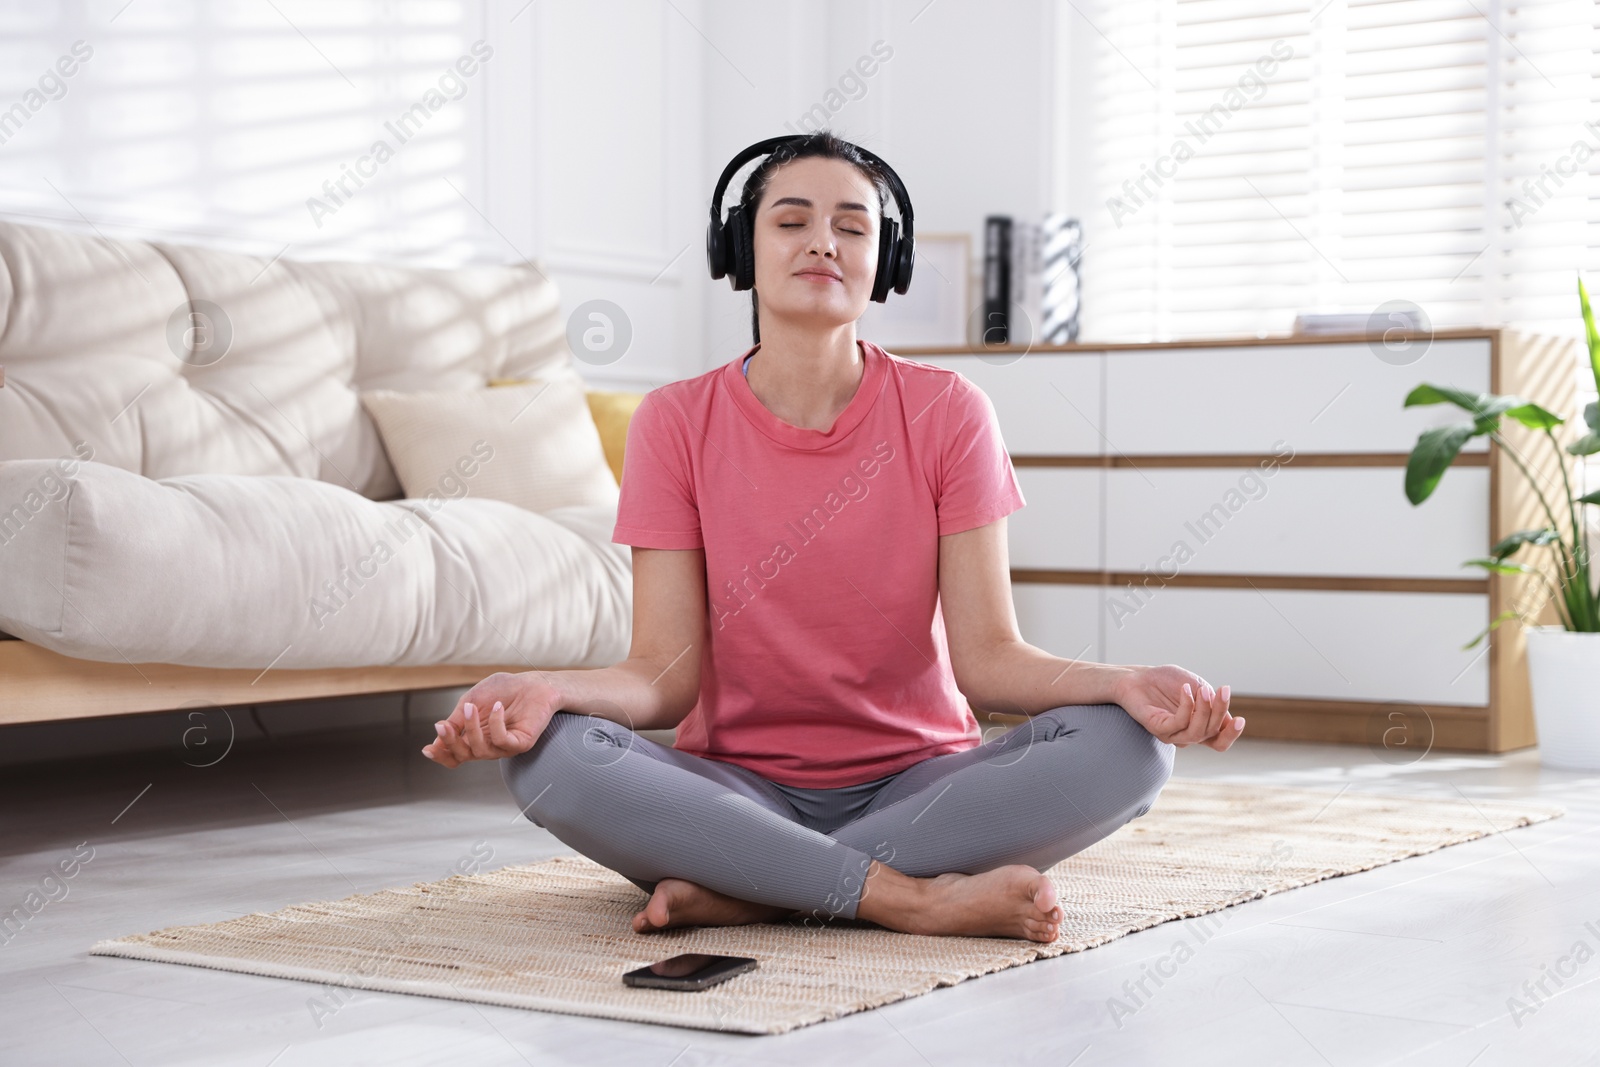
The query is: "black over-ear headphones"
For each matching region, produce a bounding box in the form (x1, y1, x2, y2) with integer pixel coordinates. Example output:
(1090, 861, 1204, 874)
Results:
(706, 135, 915, 303)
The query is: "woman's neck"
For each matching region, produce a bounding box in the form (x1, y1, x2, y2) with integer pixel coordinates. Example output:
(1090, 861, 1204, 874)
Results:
(744, 324, 864, 433)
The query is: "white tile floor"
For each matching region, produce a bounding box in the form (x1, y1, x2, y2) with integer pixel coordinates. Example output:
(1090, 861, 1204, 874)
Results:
(3, 710, 1598, 1067)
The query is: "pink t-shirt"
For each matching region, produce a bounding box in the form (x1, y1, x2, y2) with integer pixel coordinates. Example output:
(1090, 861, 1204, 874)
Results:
(611, 338, 1026, 787)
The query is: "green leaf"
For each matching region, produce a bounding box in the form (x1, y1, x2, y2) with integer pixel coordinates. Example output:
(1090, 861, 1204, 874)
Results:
(1579, 489, 1600, 506)
(1403, 384, 1521, 419)
(1463, 557, 1537, 574)
(1580, 274, 1600, 399)
(1405, 424, 1480, 504)
(1489, 527, 1560, 560)
(1585, 401, 1600, 436)
(1566, 434, 1600, 457)
(1562, 399, 1600, 457)
(1503, 402, 1566, 430)
(1402, 383, 1463, 407)
(1462, 609, 1519, 651)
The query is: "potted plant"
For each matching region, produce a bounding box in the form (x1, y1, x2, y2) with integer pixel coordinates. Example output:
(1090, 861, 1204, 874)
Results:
(1402, 274, 1600, 771)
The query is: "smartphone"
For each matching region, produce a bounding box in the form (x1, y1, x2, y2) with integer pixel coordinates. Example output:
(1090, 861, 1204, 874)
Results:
(622, 953, 758, 992)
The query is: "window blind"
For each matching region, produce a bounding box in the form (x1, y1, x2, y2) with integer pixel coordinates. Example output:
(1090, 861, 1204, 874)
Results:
(1080, 0, 1598, 345)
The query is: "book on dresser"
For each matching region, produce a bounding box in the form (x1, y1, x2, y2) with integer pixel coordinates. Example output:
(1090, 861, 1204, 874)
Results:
(899, 328, 1580, 753)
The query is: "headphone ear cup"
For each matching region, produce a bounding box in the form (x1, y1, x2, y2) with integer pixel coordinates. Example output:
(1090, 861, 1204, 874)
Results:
(871, 216, 899, 303)
(893, 231, 915, 295)
(728, 205, 755, 292)
(706, 214, 727, 280)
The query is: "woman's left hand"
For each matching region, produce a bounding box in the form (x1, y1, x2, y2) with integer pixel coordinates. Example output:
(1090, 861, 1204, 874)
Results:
(1114, 665, 1244, 750)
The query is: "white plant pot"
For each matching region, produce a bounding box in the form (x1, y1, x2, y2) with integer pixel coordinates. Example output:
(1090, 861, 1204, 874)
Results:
(1525, 625, 1600, 772)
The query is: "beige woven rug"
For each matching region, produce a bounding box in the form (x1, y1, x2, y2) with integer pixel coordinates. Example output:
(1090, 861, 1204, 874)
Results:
(90, 779, 1565, 1035)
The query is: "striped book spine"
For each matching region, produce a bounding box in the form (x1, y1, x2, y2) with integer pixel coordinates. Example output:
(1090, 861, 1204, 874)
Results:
(1040, 213, 1083, 344)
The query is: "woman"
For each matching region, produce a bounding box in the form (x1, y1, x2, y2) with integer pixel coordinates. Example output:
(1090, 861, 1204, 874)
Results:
(421, 132, 1243, 945)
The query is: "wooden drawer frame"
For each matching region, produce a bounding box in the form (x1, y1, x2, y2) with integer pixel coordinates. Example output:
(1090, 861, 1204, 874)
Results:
(902, 328, 1579, 753)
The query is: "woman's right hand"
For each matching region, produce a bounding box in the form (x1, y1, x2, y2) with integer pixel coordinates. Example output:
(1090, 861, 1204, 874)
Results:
(421, 671, 562, 768)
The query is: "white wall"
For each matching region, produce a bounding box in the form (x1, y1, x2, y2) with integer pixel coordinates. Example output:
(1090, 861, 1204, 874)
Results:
(0, 0, 1070, 392)
(0, 3, 507, 258)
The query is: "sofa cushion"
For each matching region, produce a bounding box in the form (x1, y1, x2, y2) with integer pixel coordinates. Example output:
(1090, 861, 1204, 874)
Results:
(0, 219, 582, 502)
(0, 459, 630, 670)
(360, 379, 619, 514)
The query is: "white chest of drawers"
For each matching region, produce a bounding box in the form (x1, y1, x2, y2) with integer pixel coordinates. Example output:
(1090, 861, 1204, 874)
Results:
(901, 329, 1578, 753)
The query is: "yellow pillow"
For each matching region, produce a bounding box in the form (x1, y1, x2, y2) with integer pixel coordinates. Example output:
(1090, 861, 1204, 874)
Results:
(492, 378, 644, 487)
(584, 389, 645, 486)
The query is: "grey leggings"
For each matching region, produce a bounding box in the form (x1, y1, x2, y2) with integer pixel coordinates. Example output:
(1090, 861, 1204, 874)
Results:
(500, 703, 1174, 922)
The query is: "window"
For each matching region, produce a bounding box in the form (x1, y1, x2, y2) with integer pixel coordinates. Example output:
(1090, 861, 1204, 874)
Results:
(1078, 0, 1597, 346)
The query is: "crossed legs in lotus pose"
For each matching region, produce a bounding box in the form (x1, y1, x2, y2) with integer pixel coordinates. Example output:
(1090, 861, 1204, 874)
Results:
(501, 703, 1174, 943)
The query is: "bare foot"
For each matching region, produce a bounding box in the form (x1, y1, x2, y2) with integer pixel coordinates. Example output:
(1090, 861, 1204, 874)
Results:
(860, 862, 1064, 943)
(631, 877, 797, 934)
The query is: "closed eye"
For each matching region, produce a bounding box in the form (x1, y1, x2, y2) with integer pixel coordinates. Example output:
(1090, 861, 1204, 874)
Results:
(779, 223, 865, 235)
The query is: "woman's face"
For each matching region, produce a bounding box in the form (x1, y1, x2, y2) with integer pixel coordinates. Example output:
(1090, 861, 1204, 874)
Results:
(750, 156, 881, 330)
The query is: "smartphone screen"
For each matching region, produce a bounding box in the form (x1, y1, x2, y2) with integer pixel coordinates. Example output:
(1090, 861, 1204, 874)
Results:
(622, 952, 758, 991)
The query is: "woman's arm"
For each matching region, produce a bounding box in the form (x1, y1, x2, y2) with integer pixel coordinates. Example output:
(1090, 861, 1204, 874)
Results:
(548, 545, 708, 731)
(939, 517, 1243, 750)
(939, 517, 1130, 712)
(422, 546, 707, 766)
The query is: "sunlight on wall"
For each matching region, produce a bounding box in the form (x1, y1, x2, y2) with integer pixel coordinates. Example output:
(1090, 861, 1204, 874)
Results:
(0, 0, 498, 266)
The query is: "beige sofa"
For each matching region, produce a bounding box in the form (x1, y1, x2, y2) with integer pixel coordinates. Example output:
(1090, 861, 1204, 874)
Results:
(0, 219, 633, 726)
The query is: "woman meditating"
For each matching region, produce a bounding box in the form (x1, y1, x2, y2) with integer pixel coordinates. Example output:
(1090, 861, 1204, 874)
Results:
(420, 132, 1244, 944)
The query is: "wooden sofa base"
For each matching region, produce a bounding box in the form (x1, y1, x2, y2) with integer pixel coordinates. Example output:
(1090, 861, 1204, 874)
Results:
(0, 641, 527, 726)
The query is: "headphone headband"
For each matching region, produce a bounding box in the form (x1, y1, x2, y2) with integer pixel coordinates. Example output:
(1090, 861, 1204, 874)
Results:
(706, 135, 915, 304)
